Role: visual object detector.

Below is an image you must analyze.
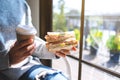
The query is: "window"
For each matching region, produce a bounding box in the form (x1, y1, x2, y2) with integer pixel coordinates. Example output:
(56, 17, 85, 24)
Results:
(39, 0, 120, 80)
(84, 0, 120, 67)
(82, 0, 120, 79)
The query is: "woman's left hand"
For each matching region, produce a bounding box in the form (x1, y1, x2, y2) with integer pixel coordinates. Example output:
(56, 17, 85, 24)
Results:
(55, 47, 77, 57)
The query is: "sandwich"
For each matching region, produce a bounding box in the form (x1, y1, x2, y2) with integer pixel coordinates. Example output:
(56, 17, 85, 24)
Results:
(45, 31, 78, 52)
(45, 31, 76, 42)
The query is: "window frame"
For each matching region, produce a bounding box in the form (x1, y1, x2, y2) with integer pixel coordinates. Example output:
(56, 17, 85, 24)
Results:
(39, 0, 52, 67)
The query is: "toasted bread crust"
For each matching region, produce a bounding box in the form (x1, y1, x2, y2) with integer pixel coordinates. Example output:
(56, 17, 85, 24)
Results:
(45, 31, 78, 52)
(45, 31, 75, 42)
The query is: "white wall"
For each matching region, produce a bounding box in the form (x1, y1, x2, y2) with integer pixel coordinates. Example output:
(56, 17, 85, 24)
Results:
(26, 0, 39, 36)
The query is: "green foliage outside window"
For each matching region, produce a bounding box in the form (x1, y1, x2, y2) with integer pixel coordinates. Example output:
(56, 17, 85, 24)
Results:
(74, 29, 80, 41)
(53, 0, 67, 32)
(86, 29, 103, 48)
(53, 13, 67, 31)
(106, 34, 120, 52)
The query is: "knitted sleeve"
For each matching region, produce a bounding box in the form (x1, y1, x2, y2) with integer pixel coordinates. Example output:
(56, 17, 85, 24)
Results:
(33, 36, 57, 59)
(0, 0, 32, 70)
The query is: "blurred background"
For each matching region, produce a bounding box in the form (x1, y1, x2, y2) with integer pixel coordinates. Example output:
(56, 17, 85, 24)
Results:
(27, 0, 120, 80)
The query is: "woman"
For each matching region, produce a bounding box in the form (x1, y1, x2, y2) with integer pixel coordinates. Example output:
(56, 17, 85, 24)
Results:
(0, 0, 72, 80)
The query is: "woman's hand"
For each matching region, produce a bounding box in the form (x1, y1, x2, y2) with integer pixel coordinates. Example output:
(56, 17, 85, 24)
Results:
(9, 39, 36, 65)
(55, 47, 77, 57)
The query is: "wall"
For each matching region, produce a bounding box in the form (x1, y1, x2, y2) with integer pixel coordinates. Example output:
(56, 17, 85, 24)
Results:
(26, 0, 39, 36)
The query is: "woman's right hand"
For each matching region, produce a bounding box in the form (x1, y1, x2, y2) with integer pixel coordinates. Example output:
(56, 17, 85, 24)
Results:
(9, 39, 36, 65)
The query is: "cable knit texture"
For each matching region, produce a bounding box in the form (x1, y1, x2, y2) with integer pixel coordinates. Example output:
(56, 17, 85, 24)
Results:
(0, 0, 33, 80)
(0, 0, 25, 53)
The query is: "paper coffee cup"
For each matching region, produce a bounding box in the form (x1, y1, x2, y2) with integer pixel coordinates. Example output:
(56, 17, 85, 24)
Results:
(16, 25, 37, 42)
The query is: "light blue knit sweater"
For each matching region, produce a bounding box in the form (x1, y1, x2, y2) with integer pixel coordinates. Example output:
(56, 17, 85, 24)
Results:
(0, 0, 56, 80)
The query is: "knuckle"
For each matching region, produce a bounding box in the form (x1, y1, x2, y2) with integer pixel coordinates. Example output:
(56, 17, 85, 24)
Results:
(24, 46, 31, 52)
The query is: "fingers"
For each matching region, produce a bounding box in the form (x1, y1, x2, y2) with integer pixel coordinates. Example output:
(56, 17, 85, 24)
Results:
(55, 49, 70, 57)
(9, 44, 36, 65)
(55, 52, 66, 57)
(60, 49, 70, 55)
(15, 43, 35, 58)
(9, 39, 36, 65)
(16, 39, 34, 49)
(22, 43, 35, 54)
(53, 46, 77, 57)
(13, 39, 35, 55)
(23, 44, 36, 56)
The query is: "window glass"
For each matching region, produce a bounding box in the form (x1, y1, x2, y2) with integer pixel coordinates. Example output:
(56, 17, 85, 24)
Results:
(82, 63, 120, 80)
(83, 0, 120, 74)
(52, 0, 81, 79)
